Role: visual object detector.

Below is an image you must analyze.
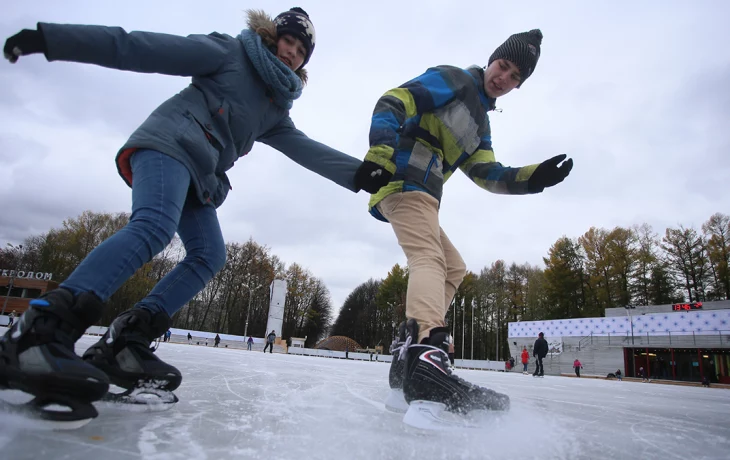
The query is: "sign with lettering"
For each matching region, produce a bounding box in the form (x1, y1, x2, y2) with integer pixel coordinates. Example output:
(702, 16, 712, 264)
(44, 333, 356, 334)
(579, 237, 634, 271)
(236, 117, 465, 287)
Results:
(672, 302, 703, 311)
(1, 269, 53, 281)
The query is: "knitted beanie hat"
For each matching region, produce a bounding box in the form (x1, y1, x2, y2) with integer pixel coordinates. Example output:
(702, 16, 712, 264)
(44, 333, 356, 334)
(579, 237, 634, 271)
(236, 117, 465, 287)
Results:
(488, 29, 543, 87)
(274, 7, 316, 68)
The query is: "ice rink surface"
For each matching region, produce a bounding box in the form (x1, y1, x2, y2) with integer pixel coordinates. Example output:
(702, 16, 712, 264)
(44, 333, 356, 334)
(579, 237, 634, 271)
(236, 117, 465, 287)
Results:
(1, 336, 729, 460)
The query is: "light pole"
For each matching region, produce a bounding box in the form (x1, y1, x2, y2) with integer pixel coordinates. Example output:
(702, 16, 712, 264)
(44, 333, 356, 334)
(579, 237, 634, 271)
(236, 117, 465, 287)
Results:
(461, 298, 465, 361)
(470, 299, 474, 360)
(451, 297, 456, 341)
(624, 305, 636, 345)
(387, 301, 397, 322)
(2, 243, 23, 317)
(387, 300, 400, 344)
(242, 281, 263, 339)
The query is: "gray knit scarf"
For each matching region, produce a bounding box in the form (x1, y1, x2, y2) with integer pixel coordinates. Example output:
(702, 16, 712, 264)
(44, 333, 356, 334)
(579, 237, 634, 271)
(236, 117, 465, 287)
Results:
(239, 29, 302, 109)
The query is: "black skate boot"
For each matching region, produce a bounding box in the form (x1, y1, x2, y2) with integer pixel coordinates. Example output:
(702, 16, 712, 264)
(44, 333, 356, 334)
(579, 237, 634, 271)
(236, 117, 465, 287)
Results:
(402, 327, 510, 430)
(533, 360, 544, 377)
(385, 320, 410, 412)
(0, 288, 110, 428)
(83, 308, 181, 409)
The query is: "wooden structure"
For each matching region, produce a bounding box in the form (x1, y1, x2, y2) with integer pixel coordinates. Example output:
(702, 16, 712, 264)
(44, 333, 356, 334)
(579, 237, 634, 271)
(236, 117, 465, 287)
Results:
(1, 275, 59, 316)
(314, 336, 362, 352)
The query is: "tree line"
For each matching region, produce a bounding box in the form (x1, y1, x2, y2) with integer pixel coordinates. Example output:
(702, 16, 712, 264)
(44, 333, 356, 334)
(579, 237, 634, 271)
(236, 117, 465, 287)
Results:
(330, 213, 729, 361)
(3, 211, 727, 359)
(0, 211, 333, 347)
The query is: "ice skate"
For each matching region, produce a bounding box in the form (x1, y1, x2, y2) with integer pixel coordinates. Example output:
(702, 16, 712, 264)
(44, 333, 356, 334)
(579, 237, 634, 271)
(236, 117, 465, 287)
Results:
(384, 321, 410, 413)
(532, 362, 545, 378)
(0, 288, 110, 429)
(402, 326, 509, 431)
(83, 308, 182, 411)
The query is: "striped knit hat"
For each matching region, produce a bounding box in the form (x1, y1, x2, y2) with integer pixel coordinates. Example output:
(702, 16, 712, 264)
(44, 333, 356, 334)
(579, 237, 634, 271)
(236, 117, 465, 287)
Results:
(488, 29, 543, 87)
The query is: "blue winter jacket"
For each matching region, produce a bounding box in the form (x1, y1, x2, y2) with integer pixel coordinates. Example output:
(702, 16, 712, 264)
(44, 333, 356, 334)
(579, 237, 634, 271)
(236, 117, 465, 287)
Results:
(38, 23, 361, 207)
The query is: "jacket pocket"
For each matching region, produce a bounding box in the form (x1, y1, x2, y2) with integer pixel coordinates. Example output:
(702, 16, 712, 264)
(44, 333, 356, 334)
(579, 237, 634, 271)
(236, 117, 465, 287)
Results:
(176, 110, 222, 177)
(377, 192, 404, 217)
(210, 172, 232, 208)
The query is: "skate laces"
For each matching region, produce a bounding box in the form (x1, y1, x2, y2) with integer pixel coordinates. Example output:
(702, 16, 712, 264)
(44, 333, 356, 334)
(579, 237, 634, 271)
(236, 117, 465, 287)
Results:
(389, 339, 400, 354)
(398, 335, 413, 360)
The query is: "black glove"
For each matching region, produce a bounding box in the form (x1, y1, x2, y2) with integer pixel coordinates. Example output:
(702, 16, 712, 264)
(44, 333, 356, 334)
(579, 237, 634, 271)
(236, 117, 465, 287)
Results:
(354, 161, 393, 194)
(527, 154, 573, 193)
(3, 28, 47, 63)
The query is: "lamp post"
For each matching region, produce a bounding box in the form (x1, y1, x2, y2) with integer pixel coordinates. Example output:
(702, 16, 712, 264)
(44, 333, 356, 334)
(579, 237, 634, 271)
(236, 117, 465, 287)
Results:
(470, 299, 474, 360)
(624, 305, 636, 345)
(387, 300, 400, 342)
(1, 243, 23, 317)
(451, 297, 456, 341)
(242, 281, 264, 339)
(462, 298, 465, 361)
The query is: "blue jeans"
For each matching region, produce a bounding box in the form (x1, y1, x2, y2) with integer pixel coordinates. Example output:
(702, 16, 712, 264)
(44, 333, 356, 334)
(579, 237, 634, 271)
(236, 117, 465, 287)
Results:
(61, 149, 227, 317)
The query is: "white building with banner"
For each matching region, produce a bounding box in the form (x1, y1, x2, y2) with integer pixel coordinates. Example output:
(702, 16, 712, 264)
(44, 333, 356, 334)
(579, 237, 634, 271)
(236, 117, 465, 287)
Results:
(507, 300, 730, 383)
(265, 279, 287, 339)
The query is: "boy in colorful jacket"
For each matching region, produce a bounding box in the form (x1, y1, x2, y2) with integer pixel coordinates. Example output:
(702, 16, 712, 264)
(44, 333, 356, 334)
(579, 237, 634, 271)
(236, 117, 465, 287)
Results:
(358, 30, 573, 421)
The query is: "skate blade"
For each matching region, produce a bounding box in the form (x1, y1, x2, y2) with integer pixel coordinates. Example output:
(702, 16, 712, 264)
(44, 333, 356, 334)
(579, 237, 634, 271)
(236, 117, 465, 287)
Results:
(97, 386, 178, 412)
(0, 394, 95, 430)
(402, 400, 494, 431)
(384, 389, 409, 413)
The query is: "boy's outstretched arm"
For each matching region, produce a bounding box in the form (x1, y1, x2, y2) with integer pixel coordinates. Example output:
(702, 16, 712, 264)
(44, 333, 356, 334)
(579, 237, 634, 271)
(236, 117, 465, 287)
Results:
(460, 137, 573, 194)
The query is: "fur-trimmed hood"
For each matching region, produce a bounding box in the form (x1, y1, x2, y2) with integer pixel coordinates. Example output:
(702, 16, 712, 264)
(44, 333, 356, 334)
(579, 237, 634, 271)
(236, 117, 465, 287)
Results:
(246, 9, 274, 33)
(245, 9, 308, 83)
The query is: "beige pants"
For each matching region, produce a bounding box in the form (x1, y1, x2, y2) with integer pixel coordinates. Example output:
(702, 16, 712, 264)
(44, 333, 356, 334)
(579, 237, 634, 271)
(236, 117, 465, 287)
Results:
(377, 191, 466, 343)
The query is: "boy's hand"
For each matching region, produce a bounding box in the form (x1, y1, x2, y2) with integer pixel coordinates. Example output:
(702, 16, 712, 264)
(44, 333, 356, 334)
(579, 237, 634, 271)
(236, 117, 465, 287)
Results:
(527, 154, 573, 193)
(4, 28, 47, 63)
(354, 161, 393, 194)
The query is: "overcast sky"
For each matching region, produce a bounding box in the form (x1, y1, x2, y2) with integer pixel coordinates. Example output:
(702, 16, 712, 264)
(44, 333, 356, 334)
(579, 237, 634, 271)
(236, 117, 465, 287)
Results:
(2, 1, 729, 313)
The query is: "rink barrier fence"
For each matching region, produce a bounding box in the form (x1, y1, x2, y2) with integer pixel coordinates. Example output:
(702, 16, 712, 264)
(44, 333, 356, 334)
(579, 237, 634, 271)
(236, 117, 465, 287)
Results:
(287, 347, 509, 371)
(287, 347, 388, 362)
(83, 325, 266, 343)
(1, 322, 511, 369)
(80, 325, 287, 352)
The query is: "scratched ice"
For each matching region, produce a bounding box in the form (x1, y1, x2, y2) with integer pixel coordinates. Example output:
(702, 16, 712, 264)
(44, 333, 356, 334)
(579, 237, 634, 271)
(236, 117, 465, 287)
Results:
(1, 335, 728, 460)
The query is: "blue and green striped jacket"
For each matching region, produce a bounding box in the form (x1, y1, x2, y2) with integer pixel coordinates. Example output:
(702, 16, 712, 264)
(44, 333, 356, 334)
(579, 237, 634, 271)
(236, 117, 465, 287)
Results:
(365, 65, 540, 221)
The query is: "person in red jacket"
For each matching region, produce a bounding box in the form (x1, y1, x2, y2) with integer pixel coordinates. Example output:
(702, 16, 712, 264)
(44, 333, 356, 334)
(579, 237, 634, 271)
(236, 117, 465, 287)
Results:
(573, 359, 583, 378)
(521, 346, 530, 374)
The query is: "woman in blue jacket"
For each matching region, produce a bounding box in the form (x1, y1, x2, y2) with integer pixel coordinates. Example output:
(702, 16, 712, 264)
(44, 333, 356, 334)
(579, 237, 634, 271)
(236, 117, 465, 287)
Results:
(0, 7, 372, 427)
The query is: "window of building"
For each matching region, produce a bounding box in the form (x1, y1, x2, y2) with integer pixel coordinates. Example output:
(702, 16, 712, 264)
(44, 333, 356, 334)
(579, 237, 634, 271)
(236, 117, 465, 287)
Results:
(21, 288, 42, 299)
(0, 286, 23, 297)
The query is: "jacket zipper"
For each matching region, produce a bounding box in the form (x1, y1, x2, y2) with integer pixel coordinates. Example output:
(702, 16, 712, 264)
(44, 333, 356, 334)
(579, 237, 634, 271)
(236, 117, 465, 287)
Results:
(423, 155, 436, 184)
